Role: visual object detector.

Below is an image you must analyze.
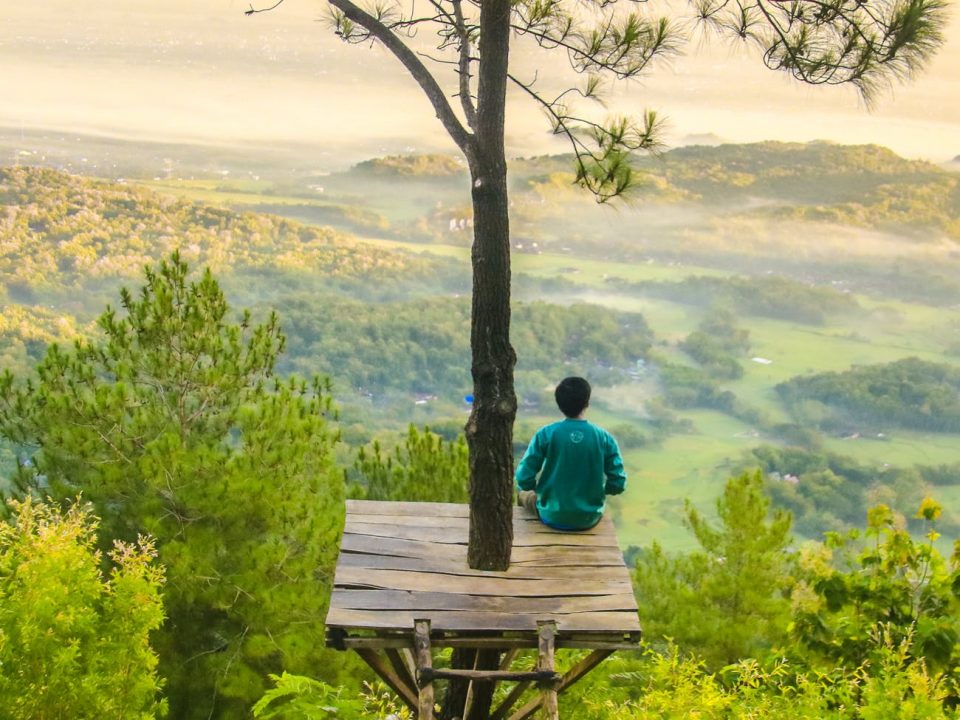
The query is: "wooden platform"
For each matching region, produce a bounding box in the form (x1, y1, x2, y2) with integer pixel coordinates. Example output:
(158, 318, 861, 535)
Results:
(325, 500, 641, 719)
(326, 499, 641, 647)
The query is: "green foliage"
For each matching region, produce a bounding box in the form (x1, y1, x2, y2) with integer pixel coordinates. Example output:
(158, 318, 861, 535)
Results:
(252, 673, 366, 719)
(568, 642, 956, 720)
(679, 307, 750, 379)
(280, 296, 652, 403)
(631, 274, 859, 324)
(791, 499, 960, 681)
(633, 472, 792, 667)
(0, 166, 458, 300)
(0, 255, 345, 719)
(656, 361, 726, 409)
(0, 497, 165, 719)
(351, 154, 466, 178)
(778, 357, 960, 433)
(350, 425, 468, 503)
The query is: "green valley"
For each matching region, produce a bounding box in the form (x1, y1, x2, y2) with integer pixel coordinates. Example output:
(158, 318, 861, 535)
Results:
(2, 142, 960, 554)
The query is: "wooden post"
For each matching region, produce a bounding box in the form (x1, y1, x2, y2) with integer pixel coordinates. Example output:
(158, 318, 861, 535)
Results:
(538, 621, 559, 720)
(414, 619, 434, 720)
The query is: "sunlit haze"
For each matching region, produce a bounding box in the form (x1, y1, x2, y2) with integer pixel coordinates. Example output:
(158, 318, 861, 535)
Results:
(4, 0, 960, 168)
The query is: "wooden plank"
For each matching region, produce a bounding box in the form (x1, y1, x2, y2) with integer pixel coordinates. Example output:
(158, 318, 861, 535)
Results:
(339, 534, 466, 559)
(512, 528, 619, 547)
(333, 567, 632, 597)
(337, 554, 632, 581)
(331, 590, 639, 614)
(421, 668, 558, 683)
(347, 513, 470, 529)
(386, 648, 417, 696)
(345, 521, 618, 548)
(513, 518, 610, 538)
(344, 521, 468, 545)
(337, 551, 625, 574)
(499, 649, 520, 671)
(346, 502, 616, 538)
(509, 549, 626, 567)
(347, 499, 469, 517)
(341, 636, 640, 651)
(326, 608, 642, 633)
(340, 534, 624, 565)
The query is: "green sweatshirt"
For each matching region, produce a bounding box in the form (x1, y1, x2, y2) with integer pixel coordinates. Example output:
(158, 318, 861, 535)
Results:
(515, 418, 626, 530)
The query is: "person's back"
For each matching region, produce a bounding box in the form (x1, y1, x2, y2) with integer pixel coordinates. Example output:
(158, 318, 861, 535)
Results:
(515, 377, 626, 530)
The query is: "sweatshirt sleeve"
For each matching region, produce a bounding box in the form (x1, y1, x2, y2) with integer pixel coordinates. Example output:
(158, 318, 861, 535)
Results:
(603, 433, 627, 496)
(515, 430, 545, 491)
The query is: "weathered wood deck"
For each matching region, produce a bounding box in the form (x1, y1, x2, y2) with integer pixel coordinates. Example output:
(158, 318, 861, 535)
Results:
(326, 499, 640, 646)
(325, 499, 641, 719)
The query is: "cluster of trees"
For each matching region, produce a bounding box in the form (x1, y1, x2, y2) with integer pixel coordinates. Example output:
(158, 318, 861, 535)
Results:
(652, 142, 948, 203)
(679, 308, 750, 379)
(277, 296, 652, 404)
(615, 484, 960, 719)
(740, 445, 960, 538)
(350, 154, 467, 179)
(313, 142, 960, 250)
(626, 274, 859, 325)
(0, 256, 350, 718)
(0, 167, 454, 298)
(778, 357, 960, 433)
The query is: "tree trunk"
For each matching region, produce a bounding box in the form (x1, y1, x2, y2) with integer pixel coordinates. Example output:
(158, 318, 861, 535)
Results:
(465, 0, 515, 573)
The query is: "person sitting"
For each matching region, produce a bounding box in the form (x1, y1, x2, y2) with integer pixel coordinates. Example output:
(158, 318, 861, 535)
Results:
(515, 376, 627, 530)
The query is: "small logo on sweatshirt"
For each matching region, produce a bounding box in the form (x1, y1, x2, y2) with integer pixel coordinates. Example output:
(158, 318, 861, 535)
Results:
(570, 431, 584, 444)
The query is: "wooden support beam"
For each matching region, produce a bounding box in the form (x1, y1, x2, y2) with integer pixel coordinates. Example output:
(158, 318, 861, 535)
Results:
(462, 650, 479, 720)
(414, 619, 435, 720)
(355, 648, 418, 713)
(499, 648, 520, 671)
(340, 635, 638, 651)
(557, 649, 615, 693)
(506, 648, 617, 720)
(490, 655, 535, 720)
(400, 648, 418, 680)
(419, 667, 559, 683)
(538, 621, 559, 720)
(386, 647, 417, 694)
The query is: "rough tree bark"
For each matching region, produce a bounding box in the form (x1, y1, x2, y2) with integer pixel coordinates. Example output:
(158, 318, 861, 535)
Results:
(464, 0, 516, 573)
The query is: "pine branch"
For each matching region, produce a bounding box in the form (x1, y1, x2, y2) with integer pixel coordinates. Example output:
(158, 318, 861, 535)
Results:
(328, 0, 474, 157)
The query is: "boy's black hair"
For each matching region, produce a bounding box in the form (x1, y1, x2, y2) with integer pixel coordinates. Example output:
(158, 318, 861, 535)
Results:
(555, 376, 591, 418)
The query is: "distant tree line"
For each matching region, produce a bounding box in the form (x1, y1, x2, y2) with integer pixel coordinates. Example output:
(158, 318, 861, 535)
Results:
(778, 357, 960, 433)
(616, 274, 858, 325)
(277, 296, 653, 403)
(739, 444, 960, 537)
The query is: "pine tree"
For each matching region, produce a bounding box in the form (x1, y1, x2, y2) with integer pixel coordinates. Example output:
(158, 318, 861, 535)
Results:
(634, 472, 793, 666)
(0, 254, 345, 719)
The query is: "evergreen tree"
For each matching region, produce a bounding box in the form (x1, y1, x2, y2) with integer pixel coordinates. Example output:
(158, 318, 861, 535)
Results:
(0, 254, 345, 719)
(350, 424, 469, 503)
(634, 472, 793, 666)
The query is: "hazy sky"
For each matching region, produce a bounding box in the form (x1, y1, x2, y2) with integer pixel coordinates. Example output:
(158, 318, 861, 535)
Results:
(4, 0, 960, 165)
